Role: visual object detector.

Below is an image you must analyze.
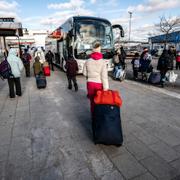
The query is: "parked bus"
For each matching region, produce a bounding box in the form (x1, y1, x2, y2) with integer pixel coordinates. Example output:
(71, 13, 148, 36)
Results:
(45, 16, 124, 73)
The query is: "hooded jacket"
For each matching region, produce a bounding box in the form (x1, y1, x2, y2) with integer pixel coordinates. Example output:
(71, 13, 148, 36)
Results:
(7, 49, 24, 78)
(33, 58, 42, 75)
(83, 52, 109, 90)
(157, 50, 173, 71)
(65, 57, 79, 77)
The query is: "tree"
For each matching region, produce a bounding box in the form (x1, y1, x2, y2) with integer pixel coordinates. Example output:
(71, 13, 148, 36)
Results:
(155, 16, 180, 47)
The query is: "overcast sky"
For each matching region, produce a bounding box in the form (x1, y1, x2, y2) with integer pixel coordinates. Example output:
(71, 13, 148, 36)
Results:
(0, 0, 180, 41)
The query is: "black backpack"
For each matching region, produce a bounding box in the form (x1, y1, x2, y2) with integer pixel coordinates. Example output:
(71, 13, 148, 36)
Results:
(0, 59, 13, 80)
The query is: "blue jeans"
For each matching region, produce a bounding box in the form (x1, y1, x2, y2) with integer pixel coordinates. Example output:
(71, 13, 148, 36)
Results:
(113, 66, 122, 78)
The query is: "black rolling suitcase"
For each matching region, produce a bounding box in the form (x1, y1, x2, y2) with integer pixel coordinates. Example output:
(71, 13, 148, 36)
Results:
(36, 74, 47, 89)
(93, 104, 123, 146)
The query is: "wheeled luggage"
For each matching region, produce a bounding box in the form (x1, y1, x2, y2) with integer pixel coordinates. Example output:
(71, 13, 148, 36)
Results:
(93, 104, 123, 146)
(148, 72, 161, 84)
(36, 74, 47, 89)
(93, 90, 123, 146)
(43, 66, 50, 76)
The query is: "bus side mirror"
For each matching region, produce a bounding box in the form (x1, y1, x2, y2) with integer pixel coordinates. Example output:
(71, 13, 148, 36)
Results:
(112, 24, 124, 37)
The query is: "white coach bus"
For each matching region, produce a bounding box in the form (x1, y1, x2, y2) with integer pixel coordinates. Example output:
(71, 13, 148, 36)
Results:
(45, 16, 124, 73)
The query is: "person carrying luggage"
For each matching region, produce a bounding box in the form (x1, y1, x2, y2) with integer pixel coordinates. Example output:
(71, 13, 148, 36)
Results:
(131, 52, 140, 80)
(45, 50, 54, 71)
(113, 49, 125, 79)
(33, 56, 42, 77)
(7, 48, 24, 98)
(65, 54, 79, 91)
(140, 47, 152, 80)
(22, 48, 31, 77)
(157, 49, 172, 87)
(168, 46, 175, 70)
(120, 46, 126, 69)
(83, 41, 109, 116)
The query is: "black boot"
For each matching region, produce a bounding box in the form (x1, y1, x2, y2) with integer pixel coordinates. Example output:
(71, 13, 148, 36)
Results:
(74, 83, 78, 92)
(68, 84, 72, 90)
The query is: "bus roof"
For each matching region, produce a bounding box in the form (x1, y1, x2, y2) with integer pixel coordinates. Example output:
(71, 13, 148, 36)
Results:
(72, 16, 111, 24)
(48, 16, 112, 38)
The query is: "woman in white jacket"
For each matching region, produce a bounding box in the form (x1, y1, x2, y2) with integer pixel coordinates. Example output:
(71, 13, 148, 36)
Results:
(7, 48, 24, 98)
(83, 42, 109, 115)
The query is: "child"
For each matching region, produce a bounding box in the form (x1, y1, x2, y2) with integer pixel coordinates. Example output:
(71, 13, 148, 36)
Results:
(131, 52, 140, 80)
(33, 56, 42, 77)
(65, 55, 79, 91)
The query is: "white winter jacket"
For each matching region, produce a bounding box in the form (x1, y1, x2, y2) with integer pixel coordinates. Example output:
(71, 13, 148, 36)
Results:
(83, 54, 109, 90)
(7, 49, 24, 78)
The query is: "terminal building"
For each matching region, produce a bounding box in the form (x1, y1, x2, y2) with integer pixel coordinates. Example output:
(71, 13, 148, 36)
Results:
(148, 31, 180, 51)
(0, 17, 23, 55)
(0, 17, 48, 56)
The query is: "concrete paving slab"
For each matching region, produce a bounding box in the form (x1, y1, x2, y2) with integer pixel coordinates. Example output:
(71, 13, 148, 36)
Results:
(149, 141, 180, 162)
(111, 152, 147, 179)
(140, 155, 179, 180)
(131, 172, 156, 180)
(1, 69, 180, 179)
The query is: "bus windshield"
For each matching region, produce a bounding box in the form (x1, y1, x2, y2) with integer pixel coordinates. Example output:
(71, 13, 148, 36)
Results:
(74, 20, 113, 59)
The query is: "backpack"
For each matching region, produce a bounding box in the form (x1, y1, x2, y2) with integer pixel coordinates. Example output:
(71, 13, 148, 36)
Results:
(113, 55, 119, 64)
(22, 53, 31, 64)
(0, 58, 13, 80)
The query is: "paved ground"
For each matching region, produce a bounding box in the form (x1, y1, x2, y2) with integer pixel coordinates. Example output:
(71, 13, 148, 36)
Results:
(0, 66, 180, 180)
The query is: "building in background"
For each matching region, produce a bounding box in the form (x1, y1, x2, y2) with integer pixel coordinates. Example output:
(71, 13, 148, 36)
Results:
(0, 17, 23, 56)
(149, 31, 180, 51)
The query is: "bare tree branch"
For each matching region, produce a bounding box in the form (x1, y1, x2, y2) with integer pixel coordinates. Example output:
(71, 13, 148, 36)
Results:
(155, 15, 180, 46)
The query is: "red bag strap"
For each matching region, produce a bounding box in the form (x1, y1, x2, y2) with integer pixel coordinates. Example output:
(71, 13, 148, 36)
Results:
(111, 90, 116, 104)
(100, 90, 104, 103)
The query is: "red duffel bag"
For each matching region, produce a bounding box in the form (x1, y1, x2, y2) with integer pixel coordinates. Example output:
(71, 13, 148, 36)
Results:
(94, 90, 122, 107)
(43, 66, 50, 76)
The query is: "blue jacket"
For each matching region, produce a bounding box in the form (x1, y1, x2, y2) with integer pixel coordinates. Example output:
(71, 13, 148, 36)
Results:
(7, 49, 24, 78)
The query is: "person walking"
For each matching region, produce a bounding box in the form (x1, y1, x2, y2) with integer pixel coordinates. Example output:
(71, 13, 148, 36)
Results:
(83, 41, 109, 115)
(176, 51, 180, 70)
(120, 46, 126, 68)
(33, 56, 42, 77)
(22, 48, 31, 77)
(65, 55, 79, 91)
(168, 46, 175, 70)
(140, 47, 152, 80)
(45, 50, 54, 71)
(7, 48, 24, 98)
(113, 49, 121, 79)
(157, 49, 171, 87)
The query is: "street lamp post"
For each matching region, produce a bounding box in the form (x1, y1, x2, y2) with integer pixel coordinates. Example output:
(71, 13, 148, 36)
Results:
(128, 11, 132, 43)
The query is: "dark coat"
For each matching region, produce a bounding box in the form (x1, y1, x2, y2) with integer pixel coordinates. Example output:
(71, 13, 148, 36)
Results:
(120, 47, 126, 62)
(168, 50, 175, 70)
(65, 58, 79, 77)
(45, 51, 54, 63)
(157, 50, 173, 71)
(140, 52, 152, 72)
